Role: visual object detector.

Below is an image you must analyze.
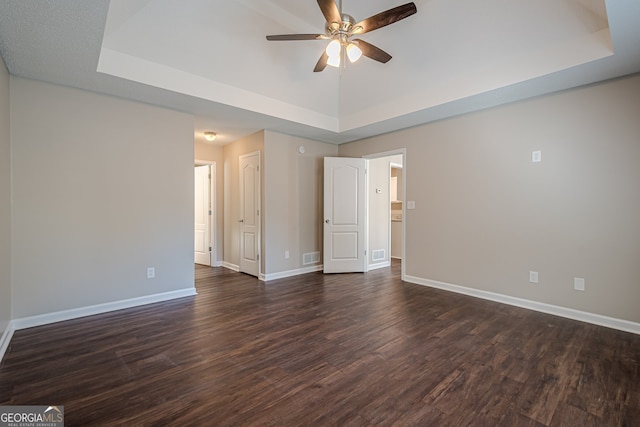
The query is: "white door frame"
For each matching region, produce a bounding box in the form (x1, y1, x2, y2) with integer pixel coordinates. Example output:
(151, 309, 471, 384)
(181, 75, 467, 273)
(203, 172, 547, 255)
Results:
(363, 149, 407, 281)
(239, 151, 261, 278)
(390, 162, 403, 262)
(323, 157, 368, 274)
(195, 159, 216, 267)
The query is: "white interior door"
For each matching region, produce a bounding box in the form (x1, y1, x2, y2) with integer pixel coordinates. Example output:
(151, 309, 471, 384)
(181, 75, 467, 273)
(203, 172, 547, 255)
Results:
(324, 157, 367, 273)
(194, 165, 211, 266)
(239, 152, 260, 277)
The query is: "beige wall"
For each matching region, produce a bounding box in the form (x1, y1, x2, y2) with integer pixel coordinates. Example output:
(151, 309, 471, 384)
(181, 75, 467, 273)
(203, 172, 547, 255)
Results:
(264, 131, 338, 275)
(340, 73, 640, 323)
(222, 130, 338, 277)
(0, 53, 11, 332)
(223, 131, 264, 270)
(11, 78, 195, 318)
(195, 140, 224, 265)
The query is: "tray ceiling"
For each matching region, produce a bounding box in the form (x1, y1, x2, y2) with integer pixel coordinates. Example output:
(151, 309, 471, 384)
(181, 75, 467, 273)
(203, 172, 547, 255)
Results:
(1, 0, 639, 144)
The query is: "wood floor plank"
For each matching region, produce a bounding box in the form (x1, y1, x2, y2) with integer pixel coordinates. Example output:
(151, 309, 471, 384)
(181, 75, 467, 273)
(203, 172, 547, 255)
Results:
(1, 260, 639, 425)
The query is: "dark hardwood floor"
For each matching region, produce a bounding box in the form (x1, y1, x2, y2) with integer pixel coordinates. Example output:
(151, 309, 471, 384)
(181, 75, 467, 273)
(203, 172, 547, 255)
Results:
(1, 260, 639, 426)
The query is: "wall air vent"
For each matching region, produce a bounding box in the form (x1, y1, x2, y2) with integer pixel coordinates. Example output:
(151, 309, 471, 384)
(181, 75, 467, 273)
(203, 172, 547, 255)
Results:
(303, 251, 321, 265)
(372, 249, 386, 261)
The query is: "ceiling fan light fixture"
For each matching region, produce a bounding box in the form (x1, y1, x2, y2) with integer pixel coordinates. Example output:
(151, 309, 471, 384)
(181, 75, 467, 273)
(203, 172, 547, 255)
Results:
(325, 39, 341, 58)
(347, 42, 362, 63)
(327, 54, 341, 68)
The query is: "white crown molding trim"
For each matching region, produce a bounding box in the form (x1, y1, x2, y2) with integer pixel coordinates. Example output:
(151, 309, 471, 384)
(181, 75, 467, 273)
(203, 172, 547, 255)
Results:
(11, 288, 197, 331)
(221, 262, 239, 272)
(404, 275, 640, 335)
(0, 321, 16, 365)
(261, 265, 323, 282)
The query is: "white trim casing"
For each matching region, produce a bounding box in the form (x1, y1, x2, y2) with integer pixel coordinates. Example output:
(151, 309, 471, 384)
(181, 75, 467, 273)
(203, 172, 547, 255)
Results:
(221, 262, 240, 272)
(261, 265, 323, 282)
(368, 261, 391, 271)
(0, 322, 15, 364)
(11, 288, 197, 331)
(404, 275, 640, 335)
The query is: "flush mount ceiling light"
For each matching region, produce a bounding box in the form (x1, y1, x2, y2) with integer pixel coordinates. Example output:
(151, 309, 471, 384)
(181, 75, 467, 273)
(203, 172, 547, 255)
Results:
(204, 131, 217, 141)
(266, 0, 417, 72)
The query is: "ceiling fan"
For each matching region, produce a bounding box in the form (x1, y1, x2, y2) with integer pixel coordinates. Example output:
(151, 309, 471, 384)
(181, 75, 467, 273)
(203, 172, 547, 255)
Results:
(266, 0, 417, 72)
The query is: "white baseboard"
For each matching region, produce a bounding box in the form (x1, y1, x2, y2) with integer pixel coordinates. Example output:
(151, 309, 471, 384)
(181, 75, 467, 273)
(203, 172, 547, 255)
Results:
(213, 260, 223, 267)
(261, 265, 323, 281)
(0, 321, 15, 366)
(404, 275, 640, 335)
(11, 288, 197, 331)
(221, 262, 239, 272)
(368, 261, 391, 271)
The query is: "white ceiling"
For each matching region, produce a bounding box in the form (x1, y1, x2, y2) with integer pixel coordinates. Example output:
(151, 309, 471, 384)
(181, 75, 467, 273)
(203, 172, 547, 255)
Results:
(0, 0, 639, 145)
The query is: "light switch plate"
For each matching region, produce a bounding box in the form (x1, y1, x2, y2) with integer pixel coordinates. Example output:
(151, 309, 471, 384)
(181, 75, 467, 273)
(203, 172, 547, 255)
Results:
(532, 150, 542, 163)
(407, 201, 416, 209)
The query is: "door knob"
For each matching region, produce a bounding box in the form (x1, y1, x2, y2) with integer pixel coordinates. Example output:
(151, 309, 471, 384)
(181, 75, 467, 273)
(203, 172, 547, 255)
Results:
(325, 219, 330, 224)
(239, 219, 244, 223)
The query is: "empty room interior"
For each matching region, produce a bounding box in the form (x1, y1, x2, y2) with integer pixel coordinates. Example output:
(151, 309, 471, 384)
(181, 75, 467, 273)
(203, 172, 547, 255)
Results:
(0, 0, 639, 425)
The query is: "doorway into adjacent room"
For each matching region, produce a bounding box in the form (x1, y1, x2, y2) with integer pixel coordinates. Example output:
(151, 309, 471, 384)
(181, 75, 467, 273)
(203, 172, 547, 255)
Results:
(239, 151, 260, 277)
(194, 162, 215, 267)
(323, 149, 406, 280)
(365, 151, 404, 279)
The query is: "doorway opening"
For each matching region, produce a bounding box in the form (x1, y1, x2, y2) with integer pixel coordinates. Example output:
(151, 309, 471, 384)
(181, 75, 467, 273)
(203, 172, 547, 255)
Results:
(390, 162, 403, 262)
(323, 149, 406, 280)
(364, 149, 406, 281)
(239, 151, 261, 278)
(194, 161, 216, 267)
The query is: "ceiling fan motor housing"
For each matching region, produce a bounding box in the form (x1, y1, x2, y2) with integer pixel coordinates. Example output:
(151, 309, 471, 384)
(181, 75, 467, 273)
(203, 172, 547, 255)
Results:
(327, 14, 360, 42)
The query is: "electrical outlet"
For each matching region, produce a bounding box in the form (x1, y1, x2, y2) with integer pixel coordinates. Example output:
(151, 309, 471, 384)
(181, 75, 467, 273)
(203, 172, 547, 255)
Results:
(529, 271, 539, 283)
(284, 251, 290, 259)
(574, 277, 585, 291)
(147, 267, 155, 279)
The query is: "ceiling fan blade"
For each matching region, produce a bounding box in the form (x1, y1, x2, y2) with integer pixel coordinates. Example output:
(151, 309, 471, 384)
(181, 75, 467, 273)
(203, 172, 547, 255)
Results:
(353, 2, 417, 34)
(354, 39, 392, 63)
(266, 34, 326, 41)
(317, 0, 341, 24)
(314, 51, 329, 72)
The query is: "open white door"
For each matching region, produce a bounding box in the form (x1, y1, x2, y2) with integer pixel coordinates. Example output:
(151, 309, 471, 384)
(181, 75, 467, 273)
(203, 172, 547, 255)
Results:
(194, 165, 211, 265)
(239, 152, 260, 277)
(324, 157, 367, 273)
